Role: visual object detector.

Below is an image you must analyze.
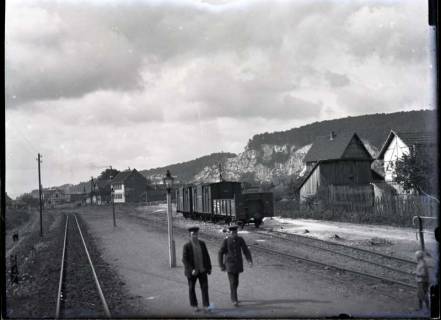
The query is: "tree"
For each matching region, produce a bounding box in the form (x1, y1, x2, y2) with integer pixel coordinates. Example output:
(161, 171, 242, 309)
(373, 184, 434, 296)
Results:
(395, 146, 438, 196)
(97, 168, 120, 181)
(17, 194, 40, 207)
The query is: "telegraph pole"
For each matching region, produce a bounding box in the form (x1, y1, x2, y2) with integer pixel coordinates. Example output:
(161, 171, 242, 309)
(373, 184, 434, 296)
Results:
(90, 177, 94, 205)
(37, 153, 43, 237)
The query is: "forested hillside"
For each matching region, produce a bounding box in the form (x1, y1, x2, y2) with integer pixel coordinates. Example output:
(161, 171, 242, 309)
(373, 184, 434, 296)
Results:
(247, 110, 436, 151)
(140, 152, 237, 182)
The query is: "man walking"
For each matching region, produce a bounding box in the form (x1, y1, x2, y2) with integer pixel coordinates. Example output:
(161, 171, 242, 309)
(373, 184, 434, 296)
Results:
(182, 226, 212, 313)
(218, 225, 253, 307)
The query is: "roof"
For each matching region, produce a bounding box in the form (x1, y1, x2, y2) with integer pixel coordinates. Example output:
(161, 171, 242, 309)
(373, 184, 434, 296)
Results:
(111, 169, 146, 184)
(377, 130, 437, 159)
(297, 162, 320, 191)
(371, 168, 384, 181)
(95, 179, 111, 189)
(111, 170, 133, 184)
(303, 132, 372, 163)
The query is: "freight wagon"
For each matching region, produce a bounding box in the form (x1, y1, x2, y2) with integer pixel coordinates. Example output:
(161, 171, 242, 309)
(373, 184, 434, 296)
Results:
(176, 181, 274, 227)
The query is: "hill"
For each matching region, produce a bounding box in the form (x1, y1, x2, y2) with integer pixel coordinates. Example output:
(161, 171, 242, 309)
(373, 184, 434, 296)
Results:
(31, 109, 436, 195)
(247, 110, 436, 151)
(140, 152, 237, 184)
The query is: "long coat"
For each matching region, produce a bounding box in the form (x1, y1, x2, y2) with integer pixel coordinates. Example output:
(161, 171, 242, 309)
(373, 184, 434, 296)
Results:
(182, 240, 212, 278)
(218, 236, 252, 274)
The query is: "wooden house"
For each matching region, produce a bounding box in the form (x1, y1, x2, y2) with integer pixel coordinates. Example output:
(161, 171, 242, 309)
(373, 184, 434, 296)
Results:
(376, 130, 436, 194)
(299, 132, 374, 203)
(111, 169, 148, 203)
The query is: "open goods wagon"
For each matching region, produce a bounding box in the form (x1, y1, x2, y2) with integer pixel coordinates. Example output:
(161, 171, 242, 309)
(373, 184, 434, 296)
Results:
(176, 181, 274, 227)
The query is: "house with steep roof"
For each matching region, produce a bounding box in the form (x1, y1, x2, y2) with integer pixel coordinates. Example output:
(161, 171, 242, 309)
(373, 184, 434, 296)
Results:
(377, 130, 436, 193)
(299, 132, 374, 203)
(111, 169, 148, 203)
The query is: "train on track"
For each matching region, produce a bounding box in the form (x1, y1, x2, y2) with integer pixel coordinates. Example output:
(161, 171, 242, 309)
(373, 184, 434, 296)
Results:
(176, 181, 274, 227)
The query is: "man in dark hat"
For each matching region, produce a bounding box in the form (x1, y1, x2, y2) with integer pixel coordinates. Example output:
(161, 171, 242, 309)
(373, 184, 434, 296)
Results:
(182, 226, 212, 312)
(218, 225, 253, 307)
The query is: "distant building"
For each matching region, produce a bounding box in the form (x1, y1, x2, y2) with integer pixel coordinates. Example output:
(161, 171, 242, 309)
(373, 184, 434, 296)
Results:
(111, 169, 148, 203)
(69, 193, 88, 206)
(299, 132, 374, 203)
(44, 188, 69, 207)
(376, 130, 436, 194)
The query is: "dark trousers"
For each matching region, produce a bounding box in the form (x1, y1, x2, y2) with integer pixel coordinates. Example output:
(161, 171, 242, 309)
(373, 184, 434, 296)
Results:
(187, 272, 209, 307)
(417, 281, 429, 309)
(227, 272, 240, 302)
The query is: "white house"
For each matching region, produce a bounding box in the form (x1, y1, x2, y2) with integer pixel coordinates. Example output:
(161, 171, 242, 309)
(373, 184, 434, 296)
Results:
(377, 130, 436, 193)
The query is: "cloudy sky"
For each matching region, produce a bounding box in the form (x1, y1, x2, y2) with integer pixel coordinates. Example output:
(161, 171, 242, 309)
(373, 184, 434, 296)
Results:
(5, 0, 435, 198)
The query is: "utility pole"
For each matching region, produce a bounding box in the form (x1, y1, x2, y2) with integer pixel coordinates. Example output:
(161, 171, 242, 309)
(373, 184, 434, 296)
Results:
(37, 153, 43, 237)
(110, 174, 116, 228)
(163, 170, 176, 268)
(90, 176, 94, 205)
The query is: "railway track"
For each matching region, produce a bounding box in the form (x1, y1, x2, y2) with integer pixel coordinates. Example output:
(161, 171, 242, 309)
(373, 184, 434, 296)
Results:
(130, 207, 418, 289)
(251, 229, 417, 288)
(55, 214, 111, 318)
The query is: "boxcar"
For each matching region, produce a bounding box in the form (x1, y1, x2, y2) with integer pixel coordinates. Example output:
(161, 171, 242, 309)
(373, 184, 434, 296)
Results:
(239, 191, 274, 227)
(176, 181, 274, 227)
(176, 185, 193, 218)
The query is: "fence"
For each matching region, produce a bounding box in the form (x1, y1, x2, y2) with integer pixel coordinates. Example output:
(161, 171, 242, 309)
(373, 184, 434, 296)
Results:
(295, 185, 438, 227)
(328, 185, 374, 209)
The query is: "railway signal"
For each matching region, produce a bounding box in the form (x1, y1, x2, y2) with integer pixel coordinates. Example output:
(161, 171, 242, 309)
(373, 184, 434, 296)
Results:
(163, 170, 176, 268)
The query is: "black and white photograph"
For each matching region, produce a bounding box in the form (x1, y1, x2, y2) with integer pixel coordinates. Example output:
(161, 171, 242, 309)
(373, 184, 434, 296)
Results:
(3, 0, 439, 318)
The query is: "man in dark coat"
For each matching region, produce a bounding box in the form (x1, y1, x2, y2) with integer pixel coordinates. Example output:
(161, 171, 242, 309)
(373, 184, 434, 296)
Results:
(218, 225, 253, 306)
(182, 226, 212, 312)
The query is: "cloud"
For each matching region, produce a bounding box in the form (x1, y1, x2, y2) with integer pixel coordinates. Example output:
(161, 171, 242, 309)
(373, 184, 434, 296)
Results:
(5, 0, 434, 197)
(324, 71, 350, 88)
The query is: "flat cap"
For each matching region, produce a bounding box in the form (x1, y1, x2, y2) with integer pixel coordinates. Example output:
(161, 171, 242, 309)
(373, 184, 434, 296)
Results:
(228, 225, 239, 231)
(188, 226, 200, 233)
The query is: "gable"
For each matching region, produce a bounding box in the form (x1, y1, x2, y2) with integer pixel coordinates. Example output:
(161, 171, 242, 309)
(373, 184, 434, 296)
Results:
(377, 130, 436, 160)
(341, 135, 373, 160)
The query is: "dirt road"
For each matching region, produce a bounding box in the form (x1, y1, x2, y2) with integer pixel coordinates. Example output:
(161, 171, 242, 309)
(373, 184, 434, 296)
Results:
(77, 205, 423, 318)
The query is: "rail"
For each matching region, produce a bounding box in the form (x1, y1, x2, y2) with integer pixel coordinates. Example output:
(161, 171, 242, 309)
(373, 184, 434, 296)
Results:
(55, 214, 111, 318)
(55, 216, 69, 319)
(74, 214, 111, 317)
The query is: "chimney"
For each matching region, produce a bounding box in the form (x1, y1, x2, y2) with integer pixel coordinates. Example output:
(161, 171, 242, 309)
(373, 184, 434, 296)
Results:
(330, 131, 336, 140)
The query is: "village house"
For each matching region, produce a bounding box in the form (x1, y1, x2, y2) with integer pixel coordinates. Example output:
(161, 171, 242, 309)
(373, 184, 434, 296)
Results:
(298, 132, 374, 204)
(376, 130, 436, 194)
(111, 169, 148, 203)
